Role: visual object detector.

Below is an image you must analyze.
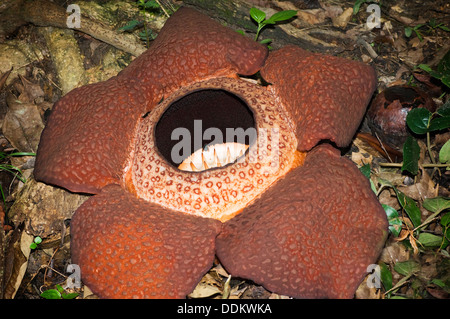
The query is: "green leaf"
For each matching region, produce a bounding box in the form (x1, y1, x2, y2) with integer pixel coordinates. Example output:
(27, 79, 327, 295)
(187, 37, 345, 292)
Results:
(377, 177, 394, 190)
(441, 212, 450, 226)
(439, 25, 450, 31)
(138, 29, 156, 41)
(56, 284, 64, 294)
(40, 289, 62, 299)
(396, 191, 422, 228)
(34, 236, 42, 244)
(418, 64, 442, 80)
(428, 116, 450, 132)
(9, 152, 36, 157)
(139, 0, 160, 9)
(383, 204, 402, 237)
(437, 50, 450, 74)
(62, 292, 79, 299)
(353, 0, 369, 15)
(118, 20, 142, 32)
(418, 52, 450, 89)
(30, 243, 37, 250)
(236, 30, 245, 36)
(379, 262, 393, 293)
(405, 27, 413, 37)
(359, 163, 371, 178)
(439, 140, 450, 165)
(265, 10, 298, 25)
(394, 260, 421, 276)
(376, 178, 421, 228)
(418, 63, 432, 72)
(440, 75, 450, 88)
(423, 197, 450, 214)
(402, 136, 420, 175)
(428, 18, 437, 28)
(250, 7, 266, 23)
(259, 38, 273, 44)
(441, 75, 450, 88)
(414, 29, 424, 41)
(443, 227, 450, 249)
(359, 164, 377, 193)
(418, 232, 443, 247)
(406, 108, 432, 134)
(431, 279, 447, 289)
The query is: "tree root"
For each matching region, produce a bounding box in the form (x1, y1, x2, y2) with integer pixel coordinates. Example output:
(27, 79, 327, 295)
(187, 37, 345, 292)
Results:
(0, 0, 146, 57)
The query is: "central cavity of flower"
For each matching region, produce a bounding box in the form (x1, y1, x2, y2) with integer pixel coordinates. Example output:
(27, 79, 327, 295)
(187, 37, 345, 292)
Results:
(125, 78, 305, 222)
(155, 88, 256, 172)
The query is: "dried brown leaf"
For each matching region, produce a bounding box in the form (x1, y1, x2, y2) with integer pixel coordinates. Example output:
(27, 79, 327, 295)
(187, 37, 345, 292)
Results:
(3, 228, 33, 299)
(397, 169, 438, 201)
(380, 241, 410, 264)
(189, 281, 221, 298)
(2, 93, 44, 152)
(0, 67, 12, 91)
(426, 286, 450, 299)
(331, 7, 353, 29)
(15, 75, 44, 104)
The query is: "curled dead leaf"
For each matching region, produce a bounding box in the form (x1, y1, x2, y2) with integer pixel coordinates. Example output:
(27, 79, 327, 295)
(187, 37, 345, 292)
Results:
(331, 7, 353, 29)
(3, 226, 34, 299)
(380, 241, 410, 265)
(2, 85, 45, 152)
(0, 67, 12, 90)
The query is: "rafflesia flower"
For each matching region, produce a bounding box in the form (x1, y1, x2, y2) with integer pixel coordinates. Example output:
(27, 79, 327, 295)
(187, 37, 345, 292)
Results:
(34, 7, 388, 299)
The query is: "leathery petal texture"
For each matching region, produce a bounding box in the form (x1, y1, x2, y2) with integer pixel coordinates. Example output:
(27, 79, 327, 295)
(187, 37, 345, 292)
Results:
(71, 184, 222, 299)
(216, 144, 388, 299)
(32, 7, 388, 299)
(261, 45, 378, 151)
(34, 7, 268, 194)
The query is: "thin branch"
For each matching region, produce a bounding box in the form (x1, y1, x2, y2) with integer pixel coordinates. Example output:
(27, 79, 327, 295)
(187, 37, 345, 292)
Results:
(155, 0, 171, 17)
(379, 163, 449, 168)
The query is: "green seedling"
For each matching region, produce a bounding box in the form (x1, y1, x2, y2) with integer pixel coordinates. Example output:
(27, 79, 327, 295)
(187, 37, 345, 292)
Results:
(361, 166, 450, 298)
(119, 0, 161, 47)
(405, 18, 450, 42)
(0, 151, 35, 206)
(418, 50, 450, 89)
(40, 284, 79, 299)
(249, 7, 297, 45)
(353, 0, 378, 15)
(30, 236, 42, 250)
(403, 100, 450, 174)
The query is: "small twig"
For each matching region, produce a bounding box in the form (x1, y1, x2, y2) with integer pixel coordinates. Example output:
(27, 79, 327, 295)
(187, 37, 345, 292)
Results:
(374, 132, 393, 163)
(26, 262, 68, 295)
(356, 37, 378, 59)
(221, 275, 232, 299)
(414, 214, 440, 232)
(43, 246, 61, 284)
(379, 163, 449, 168)
(426, 132, 437, 165)
(154, 0, 170, 17)
(384, 274, 413, 296)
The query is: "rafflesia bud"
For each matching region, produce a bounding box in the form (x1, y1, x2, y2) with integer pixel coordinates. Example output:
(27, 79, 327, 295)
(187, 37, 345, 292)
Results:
(367, 85, 436, 148)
